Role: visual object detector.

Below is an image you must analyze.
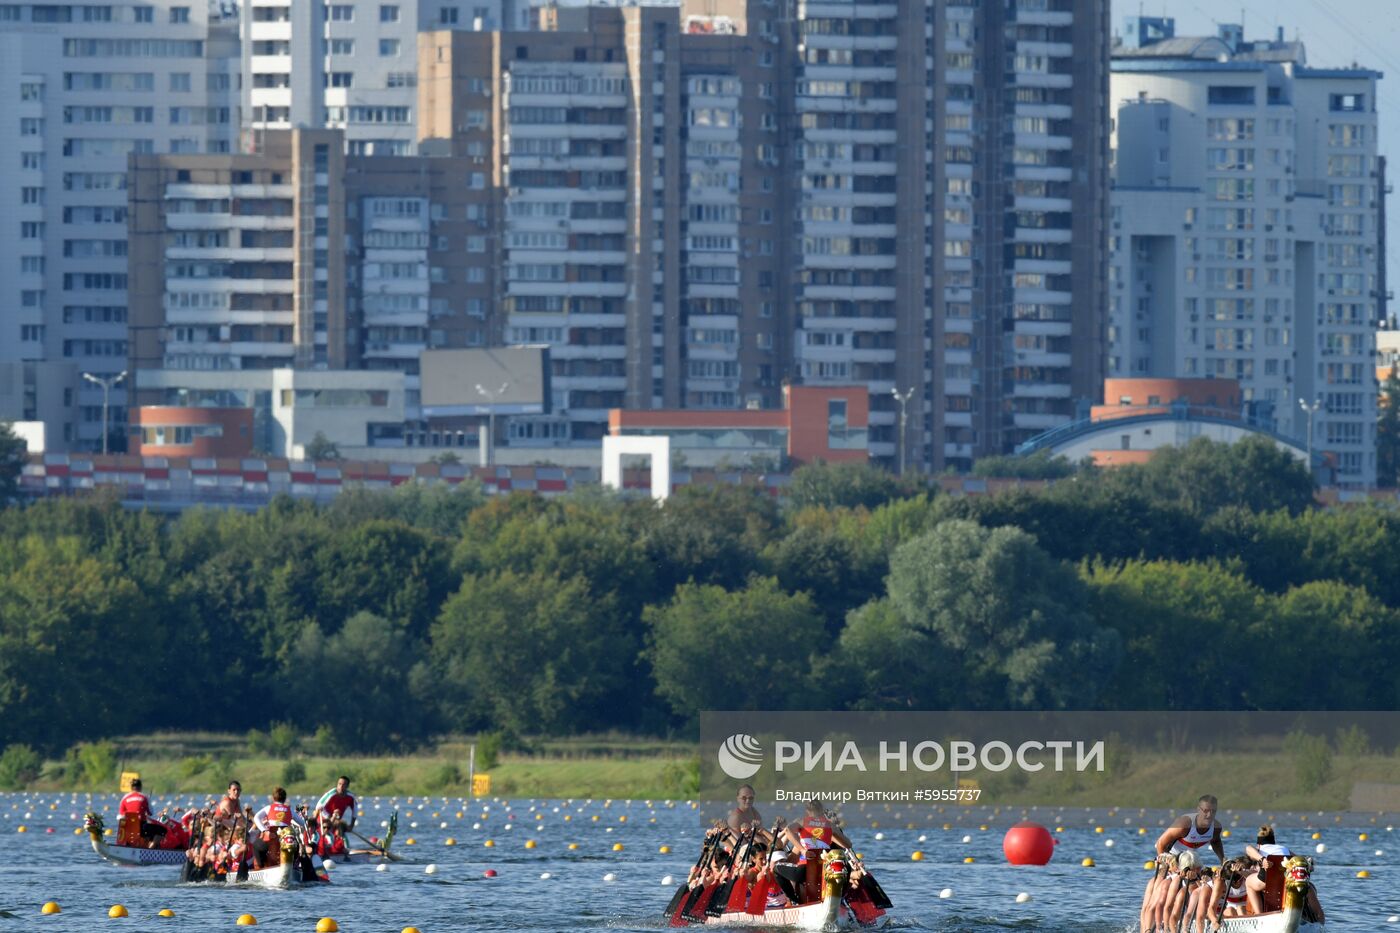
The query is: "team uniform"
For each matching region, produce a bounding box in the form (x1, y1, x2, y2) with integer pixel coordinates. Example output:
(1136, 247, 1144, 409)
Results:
(1170, 815, 1217, 856)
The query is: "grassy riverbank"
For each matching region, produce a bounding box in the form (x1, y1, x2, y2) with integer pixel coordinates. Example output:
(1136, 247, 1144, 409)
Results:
(10, 732, 1400, 811)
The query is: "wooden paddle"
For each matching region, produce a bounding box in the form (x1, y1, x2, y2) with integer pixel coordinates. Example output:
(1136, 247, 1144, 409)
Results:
(663, 826, 721, 918)
(707, 824, 759, 916)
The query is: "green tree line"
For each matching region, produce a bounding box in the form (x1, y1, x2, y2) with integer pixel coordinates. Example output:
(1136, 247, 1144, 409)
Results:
(0, 436, 1396, 758)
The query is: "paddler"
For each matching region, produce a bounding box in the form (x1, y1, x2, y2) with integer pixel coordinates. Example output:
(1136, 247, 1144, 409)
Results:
(215, 781, 244, 827)
(782, 798, 853, 902)
(728, 783, 762, 834)
(250, 787, 303, 869)
(314, 775, 356, 857)
(118, 778, 168, 848)
(1155, 794, 1225, 865)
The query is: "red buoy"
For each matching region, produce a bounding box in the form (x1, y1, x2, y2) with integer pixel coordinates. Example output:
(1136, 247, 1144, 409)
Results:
(483, 869, 497, 878)
(1002, 821, 1054, 865)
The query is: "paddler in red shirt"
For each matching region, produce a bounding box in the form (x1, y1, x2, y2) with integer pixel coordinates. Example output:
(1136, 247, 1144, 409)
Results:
(117, 778, 168, 848)
(782, 798, 853, 902)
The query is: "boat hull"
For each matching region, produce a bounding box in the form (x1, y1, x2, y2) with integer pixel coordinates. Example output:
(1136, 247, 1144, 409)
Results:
(1216, 909, 1322, 933)
(90, 836, 186, 866)
(693, 897, 879, 930)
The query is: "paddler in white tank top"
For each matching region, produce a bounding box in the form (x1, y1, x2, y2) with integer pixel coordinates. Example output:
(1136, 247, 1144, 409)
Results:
(1154, 794, 1225, 865)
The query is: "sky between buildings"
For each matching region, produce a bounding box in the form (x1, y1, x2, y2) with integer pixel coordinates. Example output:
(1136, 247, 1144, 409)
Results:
(1133, 0, 1400, 314)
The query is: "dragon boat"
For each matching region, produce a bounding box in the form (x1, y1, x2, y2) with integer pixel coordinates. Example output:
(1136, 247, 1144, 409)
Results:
(1213, 856, 1325, 933)
(181, 824, 329, 889)
(85, 812, 187, 866)
(667, 849, 890, 930)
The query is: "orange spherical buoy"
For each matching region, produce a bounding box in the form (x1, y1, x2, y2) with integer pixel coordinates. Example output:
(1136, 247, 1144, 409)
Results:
(1003, 821, 1055, 866)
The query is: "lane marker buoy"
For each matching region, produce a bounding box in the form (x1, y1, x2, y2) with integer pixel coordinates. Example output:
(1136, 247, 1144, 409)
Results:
(108, 905, 128, 919)
(236, 915, 257, 926)
(41, 902, 61, 915)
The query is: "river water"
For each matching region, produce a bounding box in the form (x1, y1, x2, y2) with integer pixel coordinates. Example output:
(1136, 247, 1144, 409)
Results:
(1, 793, 1394, 931)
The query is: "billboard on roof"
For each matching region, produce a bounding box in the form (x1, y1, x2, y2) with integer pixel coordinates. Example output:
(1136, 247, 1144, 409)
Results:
(419, 347, 551, 416)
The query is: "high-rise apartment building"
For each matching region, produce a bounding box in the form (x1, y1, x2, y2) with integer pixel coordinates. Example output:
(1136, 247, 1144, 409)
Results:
(1110, 18, 1382, 486)
(242, 0, 510, 155)
(419, 0, 1110, 463)
(0, 0, 239, 450)
(128, 127, 498, 449)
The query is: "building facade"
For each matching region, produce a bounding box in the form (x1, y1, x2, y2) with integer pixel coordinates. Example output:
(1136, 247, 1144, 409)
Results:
(1110, 18, 1382, 486)
(0, 0, 239, 451)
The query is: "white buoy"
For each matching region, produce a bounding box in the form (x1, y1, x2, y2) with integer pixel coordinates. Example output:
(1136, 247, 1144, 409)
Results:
(874, 832, 884, 841)
(1386, 915, 1398, 923)
(473, 822, 481, 829)
(425, 864, 437, 875)
(938, 888, 953, 899)
(1377, 849, 1385, 856)
(662, 875, 674, 885)
(1104, 839, 1115, 848)
(1016, 892, 1033, 903)
(961, 835, 972, 843)
(918, 835, 927, 842)
(440, 822, 448, 829)
(376, 863, 388, 872)
(603, 873, 617, 882)
(1316, 843, 1327, 854)
(540, 872, 552, 880)
(322, 859, 336, 869)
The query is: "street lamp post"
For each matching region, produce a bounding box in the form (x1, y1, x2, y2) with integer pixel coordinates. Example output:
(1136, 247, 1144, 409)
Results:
(474, 381, 510, 468)
(82, 370, 126, 456)
(1299, 396, 1322, 475)
(890, 386, 915, 475)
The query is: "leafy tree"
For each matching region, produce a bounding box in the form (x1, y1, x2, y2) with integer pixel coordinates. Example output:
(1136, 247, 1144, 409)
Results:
(785, 461, 912, 511)
(839, 598, 942, 709)
(1268, 581, 1399, 709)
(430, 571, 633, 735)
(1104, 435, 1314, 518)
(281, 611, 432, 751)
(1082, 559, 1263, 709)
(429, 451, 462, 466)
(879, 520, 1120, 708)
(314, 519, 451, 637)
(1378, 364, 1400, 488)
(645, 484, 779, 594)
(762, 523, 883, 634)
(971, 450, 1081, 480)
(644, 576, 826, 720)
(0, 744, 42, 789)
(327, 481, 485, 537)
(304, 432, 341, 461)
(0, 422, 26, 505)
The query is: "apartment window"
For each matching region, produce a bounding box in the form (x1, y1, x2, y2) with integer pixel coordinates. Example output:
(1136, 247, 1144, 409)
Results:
(21, 187, 44, 205)
(440, 5, 459, 23)
(329, 72, 354, 88)
(330, 39, 355, 54)
(380, 4, 400, 22)
(329, 4, 354, 21)
(379, 39, 400, 56)
(170, 72, 191, 92)
(20, 118, 43, 136)
(134, 5, 153, 22)
(170, 6, 189, 23)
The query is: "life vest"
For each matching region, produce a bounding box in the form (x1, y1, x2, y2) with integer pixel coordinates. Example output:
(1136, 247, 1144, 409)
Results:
(266, 802, 292, 827)
(798, 816, 833, 850)
(118, 792, 151, 818)
(317, 833, 348, 857)
(1175, 815, 1215, 849)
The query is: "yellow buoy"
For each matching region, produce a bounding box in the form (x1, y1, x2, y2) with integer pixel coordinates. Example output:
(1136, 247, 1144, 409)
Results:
(1144, 861, 1157, 870)
(1312, 832, 1321, 840)
(1221, 830, 1231, 838)
(405, 838, 417, 846)
(41, 902, 61, 915)
(910, 851, 924, 862)
(17, 826, 27, 833)
(108, 905, 129, 919)
(1360, 833, 1370, 842)
(612, 843, 624, 851)
(403, 928, 422, 933)
(1094, 826, 1104, 834)
(525, 840, 537, 849)
(963, 857, 975, 864)
(619, 815, 627, 823)
(236, 914, 257, 926)
(317, 920, 340, 933)
(658, 845, 670, 854)
(1356, 870, 1370, 879)
(444, 838, 456, 846)
(484, 839, 495, 847)
(568, 842, 579, 850)
(157, 909, 175, 918)
(1082, 857, 1095, 867)
(1138, 828, 1146, 835)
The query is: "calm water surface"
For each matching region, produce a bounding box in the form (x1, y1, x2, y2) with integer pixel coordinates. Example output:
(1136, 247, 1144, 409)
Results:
(1, 794, 1394, 932)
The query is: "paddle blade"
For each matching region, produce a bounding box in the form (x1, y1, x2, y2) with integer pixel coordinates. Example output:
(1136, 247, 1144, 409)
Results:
(663, 884, 689, 919)
(683, 883, 719, 922)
